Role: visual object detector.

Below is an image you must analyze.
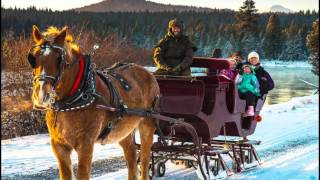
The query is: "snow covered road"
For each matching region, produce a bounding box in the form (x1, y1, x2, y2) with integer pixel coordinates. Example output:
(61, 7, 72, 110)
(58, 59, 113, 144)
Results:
(1, 95, 318, 180)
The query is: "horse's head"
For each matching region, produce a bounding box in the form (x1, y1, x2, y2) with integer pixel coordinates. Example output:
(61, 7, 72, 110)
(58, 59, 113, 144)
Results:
(28, 25, 81, 110)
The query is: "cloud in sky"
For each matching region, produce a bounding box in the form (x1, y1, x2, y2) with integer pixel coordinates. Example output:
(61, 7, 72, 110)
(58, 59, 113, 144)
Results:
(1, 0, 319, 12)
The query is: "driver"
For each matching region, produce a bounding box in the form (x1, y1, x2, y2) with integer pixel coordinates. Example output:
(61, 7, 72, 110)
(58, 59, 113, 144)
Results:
(153, 18, 197, 76)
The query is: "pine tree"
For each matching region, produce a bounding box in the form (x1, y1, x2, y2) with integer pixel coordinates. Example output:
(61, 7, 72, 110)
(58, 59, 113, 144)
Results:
(306, 19, 319, 76)
(241, 32, 259, 57)
(299, 25, 309, 57)
(279, 30, 308, 61)
(263, 14, 284, 60)
(224, 40, 234, 57)
(235, 0, 259, 35)
(288, 19, 298, 39)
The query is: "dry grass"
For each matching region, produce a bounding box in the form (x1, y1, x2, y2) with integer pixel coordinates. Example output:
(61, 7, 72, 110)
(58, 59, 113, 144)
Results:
(73, 30, 153, 67)
(1, 33, 33, 72)
(1, 30, 153, 72)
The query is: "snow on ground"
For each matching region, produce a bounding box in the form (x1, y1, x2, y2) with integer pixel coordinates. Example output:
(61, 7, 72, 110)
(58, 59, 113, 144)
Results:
(1, 134, 123, 175)
(1, 95, 318, 180)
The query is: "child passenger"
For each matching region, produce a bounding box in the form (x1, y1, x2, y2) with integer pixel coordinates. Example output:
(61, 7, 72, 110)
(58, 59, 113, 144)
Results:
(231, 51, 244, 72)
(235, 62, 260, 117)
(219, 59, 237, 80)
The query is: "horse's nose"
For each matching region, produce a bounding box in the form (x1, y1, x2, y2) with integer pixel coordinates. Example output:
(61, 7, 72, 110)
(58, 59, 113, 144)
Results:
(37, 81, 53, 105)
(44, 82, 53, 93)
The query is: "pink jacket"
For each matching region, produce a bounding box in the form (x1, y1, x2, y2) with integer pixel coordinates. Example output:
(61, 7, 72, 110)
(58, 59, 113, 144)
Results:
(219, 69, 236, 80)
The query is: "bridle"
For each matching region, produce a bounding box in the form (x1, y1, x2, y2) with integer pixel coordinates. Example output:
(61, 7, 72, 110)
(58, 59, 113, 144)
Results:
(28, 43, 74, 107)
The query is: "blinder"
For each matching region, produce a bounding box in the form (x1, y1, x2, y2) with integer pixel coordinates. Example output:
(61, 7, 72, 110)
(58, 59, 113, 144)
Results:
(27, 53, 37, 68)
(27, 44, 68, 85)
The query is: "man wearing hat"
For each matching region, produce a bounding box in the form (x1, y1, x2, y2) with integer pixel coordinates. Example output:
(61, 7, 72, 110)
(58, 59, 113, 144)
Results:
(153, 18, 197, 76)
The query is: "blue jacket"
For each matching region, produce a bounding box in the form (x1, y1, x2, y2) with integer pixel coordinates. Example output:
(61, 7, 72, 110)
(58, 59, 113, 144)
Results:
(236, 70, 260, 96)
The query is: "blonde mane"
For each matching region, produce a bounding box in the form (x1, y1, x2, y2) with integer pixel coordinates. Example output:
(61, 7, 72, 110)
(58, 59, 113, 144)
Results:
(42, 26, 80, 54)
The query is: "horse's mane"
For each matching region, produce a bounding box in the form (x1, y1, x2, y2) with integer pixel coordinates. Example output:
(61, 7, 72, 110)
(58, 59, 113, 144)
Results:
(41, 26, 80, 54)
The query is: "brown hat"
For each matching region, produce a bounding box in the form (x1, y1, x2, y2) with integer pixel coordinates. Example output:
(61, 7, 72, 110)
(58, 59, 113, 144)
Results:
(169, 18, 183, 30)
(233, 51, 242, 58)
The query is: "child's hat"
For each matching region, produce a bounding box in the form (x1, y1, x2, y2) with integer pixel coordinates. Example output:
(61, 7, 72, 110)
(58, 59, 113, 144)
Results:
(242, 62, 252, 68)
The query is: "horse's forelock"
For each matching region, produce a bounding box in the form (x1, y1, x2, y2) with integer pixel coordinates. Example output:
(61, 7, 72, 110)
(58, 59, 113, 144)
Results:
(37, 26, 80, 55)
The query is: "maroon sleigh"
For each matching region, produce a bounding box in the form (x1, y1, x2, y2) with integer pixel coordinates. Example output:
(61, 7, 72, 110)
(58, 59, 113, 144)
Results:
(156, 57, 266, 142)
(136, 57, 266, 179)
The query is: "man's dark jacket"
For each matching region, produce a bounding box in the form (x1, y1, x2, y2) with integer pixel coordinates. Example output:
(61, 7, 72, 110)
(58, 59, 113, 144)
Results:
(153, 19, 196, 75)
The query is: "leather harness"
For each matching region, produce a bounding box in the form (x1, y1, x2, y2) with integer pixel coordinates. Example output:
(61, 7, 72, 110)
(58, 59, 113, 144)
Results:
(44, 56, 143, 141)
(51, 54, 96, 112)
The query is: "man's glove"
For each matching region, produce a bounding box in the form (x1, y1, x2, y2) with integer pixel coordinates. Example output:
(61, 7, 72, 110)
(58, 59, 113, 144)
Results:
(172, 65, 182, 72)
(160, 65, 172, 72)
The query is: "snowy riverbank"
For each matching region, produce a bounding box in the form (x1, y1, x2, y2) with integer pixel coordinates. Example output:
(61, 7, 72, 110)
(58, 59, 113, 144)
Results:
(260, 60, 312, 68)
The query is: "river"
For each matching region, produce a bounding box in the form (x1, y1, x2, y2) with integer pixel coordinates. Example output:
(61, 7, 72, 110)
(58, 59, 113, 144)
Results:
(264, 66, 318, 105)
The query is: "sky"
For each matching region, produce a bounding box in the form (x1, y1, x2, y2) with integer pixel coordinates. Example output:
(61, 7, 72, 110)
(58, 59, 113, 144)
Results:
(1, 0, 319, 12)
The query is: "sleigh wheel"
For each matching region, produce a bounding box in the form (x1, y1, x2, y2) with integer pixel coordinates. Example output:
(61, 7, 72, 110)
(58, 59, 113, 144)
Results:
(149, 164, 154, 179)
(154, 161, 166, 177)
(185, 160, 194, 168)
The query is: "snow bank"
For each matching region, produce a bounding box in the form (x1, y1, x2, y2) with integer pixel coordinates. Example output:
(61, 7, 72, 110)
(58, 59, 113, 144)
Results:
(261, 94, 318, 113)
(260, 60, 312, 68)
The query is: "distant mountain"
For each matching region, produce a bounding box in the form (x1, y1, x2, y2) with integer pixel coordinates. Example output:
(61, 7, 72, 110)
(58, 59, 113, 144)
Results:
(72, 0, 220, 12)
(269, 5, 293, 13)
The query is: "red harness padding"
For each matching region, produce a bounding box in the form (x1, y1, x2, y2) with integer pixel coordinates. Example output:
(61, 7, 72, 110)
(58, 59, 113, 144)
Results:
(69, 55, 85, 96)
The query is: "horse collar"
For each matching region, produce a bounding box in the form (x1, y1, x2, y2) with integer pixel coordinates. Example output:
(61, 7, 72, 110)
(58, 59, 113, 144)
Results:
(51, 55, 97, 112)
(69, 54, 85, 96)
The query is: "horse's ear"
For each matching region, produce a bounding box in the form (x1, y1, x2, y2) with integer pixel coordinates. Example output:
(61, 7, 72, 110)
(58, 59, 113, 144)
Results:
(32, 25, 42, 43)
(54, 26, 68, 44)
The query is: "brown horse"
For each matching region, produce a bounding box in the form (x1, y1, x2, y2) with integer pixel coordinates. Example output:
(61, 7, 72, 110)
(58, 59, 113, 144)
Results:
(28, 25, 160, 180)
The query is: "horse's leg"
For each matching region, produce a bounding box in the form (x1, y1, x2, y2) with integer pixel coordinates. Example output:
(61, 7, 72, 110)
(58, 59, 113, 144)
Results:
(138, 118, 156, 180)
(50, 139, 73, 180)
(75, 143, 94, 180)
(119, 133, 139, 180)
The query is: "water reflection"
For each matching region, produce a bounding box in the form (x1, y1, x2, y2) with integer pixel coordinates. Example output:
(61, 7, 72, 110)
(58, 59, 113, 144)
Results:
(264, 67, 319, 105)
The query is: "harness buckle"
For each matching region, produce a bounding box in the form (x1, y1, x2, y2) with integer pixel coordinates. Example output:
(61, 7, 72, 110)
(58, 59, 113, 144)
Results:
(90, 63, 97, 70)
(107, 121, 113, 128)
(82, 93, 89, 100)
(49, 98, 55, 104)
(49, 90, 57, 104)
